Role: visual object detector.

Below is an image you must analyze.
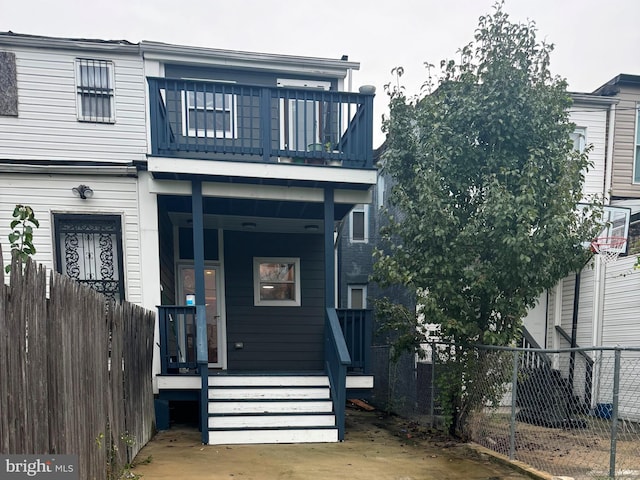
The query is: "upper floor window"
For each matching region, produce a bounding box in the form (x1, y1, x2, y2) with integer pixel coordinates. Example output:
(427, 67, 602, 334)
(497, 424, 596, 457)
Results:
(634, 107, 640, 183)
(182, 90, 237, 138)
(570, 127, 586, 153)
(350, 204, 368, 243)
(75, 59, 115, 123)
(348, 284, 367, 309)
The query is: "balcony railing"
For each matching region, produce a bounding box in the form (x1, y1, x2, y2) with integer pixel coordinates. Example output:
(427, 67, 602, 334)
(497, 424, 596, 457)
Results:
(148, 77, 374, 168)
(337, 309, 373, 373)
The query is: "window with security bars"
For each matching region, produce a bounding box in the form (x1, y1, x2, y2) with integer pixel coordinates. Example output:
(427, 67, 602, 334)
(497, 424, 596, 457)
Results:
(75, 58, 115, 122)
(54, 214, 125, 302)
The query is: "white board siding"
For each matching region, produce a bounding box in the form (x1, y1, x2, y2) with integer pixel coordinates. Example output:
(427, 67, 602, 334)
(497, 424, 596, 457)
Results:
(569, 106, 608, 200)
(0, 173, 142, 304)
(0, 47, 147, 163)
(602, 255, 640, 345)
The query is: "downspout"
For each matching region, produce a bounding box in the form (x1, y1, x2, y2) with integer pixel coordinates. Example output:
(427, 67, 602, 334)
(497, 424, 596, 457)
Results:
(603, 103, 616, 205)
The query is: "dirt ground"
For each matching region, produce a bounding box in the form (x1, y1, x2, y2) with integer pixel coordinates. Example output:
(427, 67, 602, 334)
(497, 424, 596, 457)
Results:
(129, 407, 533, 480)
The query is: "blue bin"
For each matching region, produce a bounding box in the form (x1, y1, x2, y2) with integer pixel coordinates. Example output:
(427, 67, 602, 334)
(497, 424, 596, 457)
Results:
(595, 403, 613, 419)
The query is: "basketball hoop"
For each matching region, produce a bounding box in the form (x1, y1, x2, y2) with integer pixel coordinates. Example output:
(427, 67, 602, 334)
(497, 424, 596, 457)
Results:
(590, 236, 627, 265)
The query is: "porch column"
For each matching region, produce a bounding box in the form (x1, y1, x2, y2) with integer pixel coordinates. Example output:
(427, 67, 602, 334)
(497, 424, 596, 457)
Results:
(192, 179, 208, 444)
(324, 187, 335, 308)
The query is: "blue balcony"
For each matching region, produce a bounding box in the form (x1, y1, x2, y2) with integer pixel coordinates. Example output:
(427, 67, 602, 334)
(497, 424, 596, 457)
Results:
(148, 77, 374, 169)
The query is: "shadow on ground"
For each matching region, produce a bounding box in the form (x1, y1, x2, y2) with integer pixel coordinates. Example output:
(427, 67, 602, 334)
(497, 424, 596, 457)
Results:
(130, 407, 533, 479)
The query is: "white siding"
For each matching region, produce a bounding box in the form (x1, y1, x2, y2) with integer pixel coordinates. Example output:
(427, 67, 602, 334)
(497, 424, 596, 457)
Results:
(0, 173, 142, 304)
(0, 47, 146, 163)
(569, 105, 608, 200)
(602, 255, 640, 345)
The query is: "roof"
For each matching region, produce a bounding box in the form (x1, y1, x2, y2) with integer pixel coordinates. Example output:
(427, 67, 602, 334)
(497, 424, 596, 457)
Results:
(0, 31, 138, 53)
(0, 31, 359, 78)
(593, 74, 640, 96)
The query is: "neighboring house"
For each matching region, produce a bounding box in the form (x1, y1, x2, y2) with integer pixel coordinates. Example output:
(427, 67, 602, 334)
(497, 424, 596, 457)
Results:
(339, 85, 640, 418)
(0, 32, 376, 445)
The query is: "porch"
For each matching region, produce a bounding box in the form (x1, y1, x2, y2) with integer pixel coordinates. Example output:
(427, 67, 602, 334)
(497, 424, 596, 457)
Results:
(155, 306, 373, 444)
(148, 77, 374, 168)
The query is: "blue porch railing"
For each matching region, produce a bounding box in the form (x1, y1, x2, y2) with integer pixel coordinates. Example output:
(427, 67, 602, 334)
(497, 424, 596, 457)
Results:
(158, 305, 198, 374)
(148, 77, 374, 169)
(337, 309, 372, 374)
(324, 307, 351, 441)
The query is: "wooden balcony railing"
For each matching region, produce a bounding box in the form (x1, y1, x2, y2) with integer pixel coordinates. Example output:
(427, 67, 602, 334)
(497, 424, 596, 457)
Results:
(337, 308, 372, 373)
(148, 77, 374, 169)
(158, 305, 198, 374)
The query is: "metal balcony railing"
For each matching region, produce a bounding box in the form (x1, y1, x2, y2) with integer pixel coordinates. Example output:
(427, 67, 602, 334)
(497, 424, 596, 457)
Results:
(148, 77, 374, 169)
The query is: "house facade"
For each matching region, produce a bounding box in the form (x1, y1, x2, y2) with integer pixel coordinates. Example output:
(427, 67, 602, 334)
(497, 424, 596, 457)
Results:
(0, 32, 375, 444)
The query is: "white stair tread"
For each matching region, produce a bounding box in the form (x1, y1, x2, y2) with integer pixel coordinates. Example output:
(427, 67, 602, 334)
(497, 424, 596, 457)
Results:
(208, 428, 338, 445)
(209, 387, 330, 400)
(209, 375, 329, 387)
(208, 400, 333, 414)
(208, 414, 336, 429)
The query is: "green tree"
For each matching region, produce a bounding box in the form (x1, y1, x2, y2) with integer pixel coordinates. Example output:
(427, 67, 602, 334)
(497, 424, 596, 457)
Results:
(374, 2, 600, 433)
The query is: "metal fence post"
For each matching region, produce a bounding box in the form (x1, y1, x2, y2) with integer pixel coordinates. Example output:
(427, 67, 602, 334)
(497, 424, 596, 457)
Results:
(509, 350, 519, 461)
(430, 342, 436, 427)
(609, 348, 621, 479)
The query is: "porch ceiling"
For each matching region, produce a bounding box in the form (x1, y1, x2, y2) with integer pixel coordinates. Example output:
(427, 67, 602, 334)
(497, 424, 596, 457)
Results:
(159, 195, 351, 232)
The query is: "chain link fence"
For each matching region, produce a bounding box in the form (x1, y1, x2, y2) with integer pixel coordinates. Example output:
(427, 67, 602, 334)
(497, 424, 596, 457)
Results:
(452, 345, 640, 480)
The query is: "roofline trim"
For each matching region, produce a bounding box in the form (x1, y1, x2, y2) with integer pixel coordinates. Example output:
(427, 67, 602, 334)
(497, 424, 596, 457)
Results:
(0, 32, 139, 54)
(140, 41, 359, 77)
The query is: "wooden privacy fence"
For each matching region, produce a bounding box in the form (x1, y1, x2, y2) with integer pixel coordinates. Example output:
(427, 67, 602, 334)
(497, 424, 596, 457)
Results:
(0, 250, 156, 479)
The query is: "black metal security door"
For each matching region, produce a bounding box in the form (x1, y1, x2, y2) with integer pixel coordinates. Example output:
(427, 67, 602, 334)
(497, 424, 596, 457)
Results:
(54, 214, 125, 302)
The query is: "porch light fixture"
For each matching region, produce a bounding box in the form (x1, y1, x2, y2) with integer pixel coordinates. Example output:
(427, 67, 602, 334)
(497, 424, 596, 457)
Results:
(72, 184, 94, 199)
(304, 224, 319, 232)
(241, 222, 257, 230)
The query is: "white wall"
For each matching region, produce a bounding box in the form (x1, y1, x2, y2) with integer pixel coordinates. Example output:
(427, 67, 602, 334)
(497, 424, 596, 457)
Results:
(0, 173, 143, 304)
(0, 46, 146, 163)
(569, 104, 608, 201)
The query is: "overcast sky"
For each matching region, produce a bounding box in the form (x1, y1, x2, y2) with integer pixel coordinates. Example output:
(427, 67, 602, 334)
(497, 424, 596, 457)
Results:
(3, 0, 639, 145)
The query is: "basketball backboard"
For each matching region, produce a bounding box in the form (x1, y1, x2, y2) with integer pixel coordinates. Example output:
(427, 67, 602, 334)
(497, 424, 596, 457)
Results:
(577, 203, 631, 254)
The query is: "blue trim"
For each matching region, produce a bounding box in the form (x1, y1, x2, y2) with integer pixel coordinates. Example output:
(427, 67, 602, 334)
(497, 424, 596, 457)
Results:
(324, 308, 351, 441)
(191, 180, 209, 445)
(324, 188, 334, 309)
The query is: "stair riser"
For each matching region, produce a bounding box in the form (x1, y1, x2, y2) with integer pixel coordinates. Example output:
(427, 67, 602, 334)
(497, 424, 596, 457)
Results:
(209, 388, 330, 400)
(208, 428, 338, 445)
(209, 414, 336, 429)
(208, 401, 333, 414)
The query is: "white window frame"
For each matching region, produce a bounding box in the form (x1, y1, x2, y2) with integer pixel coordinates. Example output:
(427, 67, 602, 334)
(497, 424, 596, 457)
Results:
(349, 204, 369, 243)
(75, 58, 115, 123)
(348, 284, 367, 309)
(633, 106, 640, 184)
(570, 127, 587, 153)
(277, 78, 331, 152)
(253, 257, 301, 307)
(181, 90, 237, 139)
